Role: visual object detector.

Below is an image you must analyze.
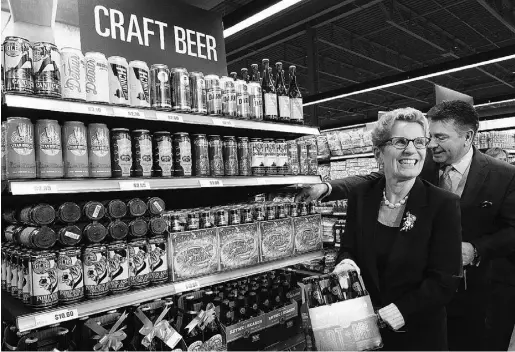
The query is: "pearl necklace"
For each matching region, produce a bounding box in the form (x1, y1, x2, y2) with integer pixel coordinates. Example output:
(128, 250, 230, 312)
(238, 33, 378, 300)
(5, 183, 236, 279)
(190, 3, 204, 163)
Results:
(382, 189, 409, 209)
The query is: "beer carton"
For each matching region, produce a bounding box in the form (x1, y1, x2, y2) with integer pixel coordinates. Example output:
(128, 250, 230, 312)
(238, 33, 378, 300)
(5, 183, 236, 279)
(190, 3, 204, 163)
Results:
(293, 215, 323, 254)
(259, 218, 294, 262)
(170, 228, 219, 280)
(219, 223, 260, 271)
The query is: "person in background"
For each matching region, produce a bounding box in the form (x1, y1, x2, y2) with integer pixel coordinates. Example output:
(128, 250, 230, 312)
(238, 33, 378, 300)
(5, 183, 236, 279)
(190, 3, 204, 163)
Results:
(335, 107, 462, 350)
(484, 147, 508, 162)
(297, 100, 515, 351)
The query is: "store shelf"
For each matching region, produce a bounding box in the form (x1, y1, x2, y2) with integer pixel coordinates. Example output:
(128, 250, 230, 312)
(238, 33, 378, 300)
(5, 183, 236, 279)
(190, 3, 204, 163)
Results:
(3, 94, 320, 135)
(11, 251, 323, 332)
(318, 152, 374, 163)
(5, 175, 322, 195)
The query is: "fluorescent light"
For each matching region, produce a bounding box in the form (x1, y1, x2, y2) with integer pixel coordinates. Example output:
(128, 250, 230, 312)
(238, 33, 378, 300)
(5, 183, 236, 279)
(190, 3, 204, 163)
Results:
(303, 52, 515, 107)
(474, 98, 515, 108)
(224, 0, 304, 38)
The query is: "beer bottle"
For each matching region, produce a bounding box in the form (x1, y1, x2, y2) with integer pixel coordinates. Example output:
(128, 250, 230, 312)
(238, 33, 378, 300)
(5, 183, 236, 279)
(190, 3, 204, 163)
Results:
(169, 214, 183, 233)
(287, 65, 303, 125)
(200, 211, 213, 229)
(349, 270, 367, 297)
(234, 295, 248, 323)
(126, 198, 147, 218)
(329, 274, 346, 302)
(187, 212, 199, 231)
(310, 277, 325, 307)
(220, 295, 233, 326)
(104, 199, 127, 219)
(261, 59, 278, 121)
(105, 219, 128, 241)
(81, 201, 105, 221)
(147, 216, 168, 236)
(333, 218, 345, 248)
(275, 62, 290, 122)
(181, 295, 203, 350)
(24, 337, 38, 351)
(145, 197, 165, 216)
(319, 275, 335, 305)
(56, 224, 83, 246)
(3, 325, 27, 351)
(56, 202, 81, 223)
(19, 204, 56, 226)
(55, 328, 70, 352)
(83, 222, 108, 243)
(126, 218, 148, 238)
(259, 287, 272, 313)
(247, 291, 260, 318)
(249, 64, 263, 121)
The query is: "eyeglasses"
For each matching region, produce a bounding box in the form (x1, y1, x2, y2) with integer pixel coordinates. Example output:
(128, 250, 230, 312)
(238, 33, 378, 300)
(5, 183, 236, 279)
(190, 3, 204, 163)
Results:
(382, 137, 431, 150)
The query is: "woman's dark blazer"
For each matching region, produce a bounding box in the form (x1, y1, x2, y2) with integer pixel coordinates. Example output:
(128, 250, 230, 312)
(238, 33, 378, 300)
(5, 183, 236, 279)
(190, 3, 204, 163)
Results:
(337, 176, 462, 350)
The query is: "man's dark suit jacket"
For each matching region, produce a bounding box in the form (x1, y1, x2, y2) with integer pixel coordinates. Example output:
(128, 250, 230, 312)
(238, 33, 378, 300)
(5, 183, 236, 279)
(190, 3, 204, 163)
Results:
(337, 176, 462, 350)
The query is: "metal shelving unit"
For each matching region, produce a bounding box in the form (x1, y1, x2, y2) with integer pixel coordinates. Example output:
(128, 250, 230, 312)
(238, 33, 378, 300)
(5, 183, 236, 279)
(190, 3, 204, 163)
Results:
(318, 152, 374, 163)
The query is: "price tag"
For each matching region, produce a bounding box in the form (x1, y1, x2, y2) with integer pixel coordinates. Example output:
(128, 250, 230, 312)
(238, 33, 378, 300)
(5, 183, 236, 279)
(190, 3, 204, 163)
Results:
(24, 183, 58, 194)
(199, 179, 224, 187)
(157, 112, 184, 123)
(119, 181, 151, 190)
(211, 118, 235, 127)
(64, 231, 80, 240)
(114, 107, 144, 118)
(79, 104, 108, 116)
(33, 308, 78, 328)
(174, 280, 200, 293)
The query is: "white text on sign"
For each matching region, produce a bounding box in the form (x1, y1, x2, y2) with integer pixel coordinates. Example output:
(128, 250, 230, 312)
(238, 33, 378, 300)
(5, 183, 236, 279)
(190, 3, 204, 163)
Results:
(33, 308, 78, 328)
(119, 181, 151, 190)
(199, 179, 224, 187)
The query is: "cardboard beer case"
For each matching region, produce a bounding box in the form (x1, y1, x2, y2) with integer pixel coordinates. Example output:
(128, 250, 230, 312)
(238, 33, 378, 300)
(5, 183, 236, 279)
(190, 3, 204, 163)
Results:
(259, 218, 294, 262)
(218, 223, 260, 271)
(292, 214, 323, 254)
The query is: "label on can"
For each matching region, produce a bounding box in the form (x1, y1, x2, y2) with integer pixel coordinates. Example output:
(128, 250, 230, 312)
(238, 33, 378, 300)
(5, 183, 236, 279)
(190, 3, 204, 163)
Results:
(36, 121, 63, 178)
(276, 141, 288, 167)
(85, 54, 110, 103)
(83, 246, 110, 297)
(7, 118, 37, 178)
(264, 93, 278, 117)
(108, 242, 130, 293)
(63, 123, 89, 177)
(173, 135, 192, 176)
(190, 75, 207, 114)
(251, 140, 265, 168)
(290, 98, 303, 122)
(298, 142, 308, 175)
(222, 79, 237, 117)
(150, 66, 172, 109)
(264, 141, 277, 167)
(129, 66, 150, 107)
(237, 139, 250, 176)
(109, 62, 129, 104)
(148, 237, 168, 283)
(57, 249, 84, 303)
(248, 84, 263, 120)
(153, 134, 172, 177)
(208, 137, 224, 176)
(61, 51, 86, 100)
(288, 141, 300, 175)
(236, 82, 250, 118)
(88, 125, 111, 177)
(3, 37, 34, 93)
(207, 86, 222, 115)
(10, 250, 19, 297)
(173, 70, 191, 111)
(223, 138, 238, 176)
(133, 132, 152, 177)
(129, 240, 150, 288)
(112, 131, 132, 177)
(33, 43, 61, 97)
(29, 251, 58, 308)
(278, 96, 290, 119)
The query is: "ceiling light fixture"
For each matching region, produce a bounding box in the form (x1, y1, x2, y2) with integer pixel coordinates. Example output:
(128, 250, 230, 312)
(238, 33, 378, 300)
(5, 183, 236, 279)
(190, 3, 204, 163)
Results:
(474, 98, 515, 108)
(223, 0, 304, 38)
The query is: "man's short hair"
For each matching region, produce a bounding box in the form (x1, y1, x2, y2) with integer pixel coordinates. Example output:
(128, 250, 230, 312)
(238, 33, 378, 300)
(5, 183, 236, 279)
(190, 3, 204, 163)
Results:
(426, 100, 479, 133)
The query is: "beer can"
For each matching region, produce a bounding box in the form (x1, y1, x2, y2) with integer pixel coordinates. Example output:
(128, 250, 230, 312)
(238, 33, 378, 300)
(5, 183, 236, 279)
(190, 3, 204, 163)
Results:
(35, 119, 64, 178)
(237, 137, 251, 176)
(173, 132, 192, 176)
(62, 121, 89, 178)
(150, 64, 172, 109)
(107, 241, 130, 293)
(128, 60, 150, 107)
(127, 217, 148, 238)
(88, 123, 112, 177)
(57, 202, 82, 223)
(111, 128, 132, 177)
(56, 225, 82, 247)
(108, 56, 130, 105)
(287, 140, 300, 175)
(208, 135, 224, 176)
(83, 244, 109, 298)
(189, 71, 207, 114)
(152, 131, 172, 177)
(2, 122, 6, 180)
(223, 136, 238, 176)
(33, 42, 61, 97)
(306, 137, 318, 175)
(263, 138, 277, 175)
(250, 138, 265, 176)
(192, 134, 209, 176)
(57, 247, 84, 304)
(128, 239, 150, 289)
(297, 139, 309, 175)
(19, 226, 57, 249)
(172, 67, 191, 112)
(5, 245, 12, 293)
(205, 74, 222, 115)
(220, 76, 237, 117)
(20, 249, 30, 304)
(83, 222, 108, 243)
(148, 236, 168, 284)
(132, 129, 152, 177)
(5, 117, 36, 179)
(229, 207, 241, 225)
(248, 80, 263, 120)
(85, 52, 110, 103)
(1, 244, 8, 290)
(3, 36, 34, 94)
(60, 47, 86, 100)
(235, 79, 250, 119)
(275, 139, 288, 176)
(10, 247, 19, 297)
(28, 250, 59, 309)
(107, 219, 129, 241)
(19, 203, 56, 226)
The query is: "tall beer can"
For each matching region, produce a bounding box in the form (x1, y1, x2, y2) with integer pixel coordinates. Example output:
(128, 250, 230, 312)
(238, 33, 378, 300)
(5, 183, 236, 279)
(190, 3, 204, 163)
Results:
(220, 76, 237, 117)
(132, 129, 152, 177)
(192, 134, 209, 177)
(189, 72, 207, 114)
(248, 82, 263, 120)
(237, 137, 251, 176)
(5, 117, 36, 179)
(3, 36, 34, 94)
(205, 74, 222, 116)
(62, 121, 89, 178)
(108, 56, 130, 105)
(287, 140, 300, 175)
(1, 122, 6, 180)
(128, 60, 150, 108)
(111, 128, 132, 178)
(28, 250, 59, 309)
(250, 138, 265, 176)
(150, 64, 172, 110)
(107, 241, 130, 293)
(83, 244, 110, 298)
(35, 119, 64, 178)
(152, 131, 172, 177)
(306, 137, 318, 175)
(87, 123, 112, 178)
(173, 132, 192, 176)
(33, 42, 61, 97)
(223, 136, 238, 176)
(208, 135, 224, 176)
(60, 47, 86, 100)
(235, 79, 250, 119)
(84, 52, 109, 103)
(275, 139, 288, 176)
(172, 67, 191, 112)
(57, 247, 84, 304)
(297, 139, 309, 175)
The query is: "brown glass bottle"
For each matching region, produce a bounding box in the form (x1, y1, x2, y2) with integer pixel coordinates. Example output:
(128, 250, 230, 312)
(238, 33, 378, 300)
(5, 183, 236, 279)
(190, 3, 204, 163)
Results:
(19, 204, 56, 226)
(107, 219, 129, 240)
(261, 59, 278, 121)
(200, 211, 213, 229)
(287, 65, 303, 125)
(56, 224, 82, 246)
(56, 327, 70, 352)
(182, 295, 204, 350)
(104, 199, 127, 219)
(275, 62, 290, 122)
(56, 202, 82, 223)
(145, 197, 166, 216)
(147, 216, 167, 236)
(82, 201, 106, 221)
(127, 218, 148, 238)
(83, 222, 108, 243)
(310, 277, 325, 307)
(126, 198, 147, 217)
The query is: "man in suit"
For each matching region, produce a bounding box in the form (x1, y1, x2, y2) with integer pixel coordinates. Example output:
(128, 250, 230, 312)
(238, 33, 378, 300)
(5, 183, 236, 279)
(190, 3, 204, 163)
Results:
(297, 100, 515, 350)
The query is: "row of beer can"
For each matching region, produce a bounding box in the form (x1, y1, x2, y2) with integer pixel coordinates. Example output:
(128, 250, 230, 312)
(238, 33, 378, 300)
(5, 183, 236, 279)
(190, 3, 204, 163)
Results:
(0, 237, 169, 309)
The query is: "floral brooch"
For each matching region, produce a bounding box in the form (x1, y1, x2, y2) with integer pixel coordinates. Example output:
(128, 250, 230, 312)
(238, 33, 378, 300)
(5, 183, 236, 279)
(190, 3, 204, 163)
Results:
(401, 211, 417, 232)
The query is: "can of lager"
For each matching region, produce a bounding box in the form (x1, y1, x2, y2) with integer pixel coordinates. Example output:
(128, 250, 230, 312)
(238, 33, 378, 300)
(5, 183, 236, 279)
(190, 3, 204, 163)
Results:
(2, 121, 6, 180)
(108, 56, 129, 105)
(148, 236, 168, 284)
(111, 128, 132, 177)
(87, 123, 111, 178)
(297, 139, 308, 175)
(152, 131, 172, 177)
(19, 249, 30, 304)
(223, 136, 238, 176)
(28, 250, 59, 309)
(33, 42, 61, 97)
(5, 117, 36, 179)
(205, 74, 222, 115)
(132, 129, 152, 177)
(172, 67, 191, 112)
(287, 140, 300, 175)
(57, 247, 84, 304)
(107, 241, 130, 293)
(237, 137, 251, 176)
(189, 71, 207, 114)
(35, 119, 63, 178)
(128, 60, 150, 108)
(60, 47, 86, 100)
(192, 134, 209, 177)
(235, 79, 250, 119)
(3, 36, 34, 94)
(128, 239, 150, 288)
(83, 244, 110, 298)
(275, 139, 288, 175)
(208, 135, 224, 176)
(9, 246, 19, 298)
(220, 76, 237, 117)
(56, 225, 82, 247)
(150, 64, 171, 110)
(263, 138, 277, 175)
(173, 132, 192, 176)
(250, 138, 265, 176)
(62, 121, 89, 178)
(84, 52, 109, 103)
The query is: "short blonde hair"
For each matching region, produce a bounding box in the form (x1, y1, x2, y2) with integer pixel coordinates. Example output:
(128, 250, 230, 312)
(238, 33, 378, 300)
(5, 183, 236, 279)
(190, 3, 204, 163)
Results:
(372, 107, 429, 147)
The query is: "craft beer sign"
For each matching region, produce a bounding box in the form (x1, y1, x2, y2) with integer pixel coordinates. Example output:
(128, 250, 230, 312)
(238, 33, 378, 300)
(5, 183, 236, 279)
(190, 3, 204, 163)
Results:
(77, 0, 227, 76)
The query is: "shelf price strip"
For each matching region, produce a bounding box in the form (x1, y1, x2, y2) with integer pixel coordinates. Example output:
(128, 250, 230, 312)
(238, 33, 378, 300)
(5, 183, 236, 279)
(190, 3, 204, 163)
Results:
(174, 280, 200, 293)
(78, 104, 109, 116)
(119, 181, 151, 190)
(157, 112, 184, 123)
(198, 179, 224, 187)
(211, 118, 235, 127)
(32, 308, 78, 329)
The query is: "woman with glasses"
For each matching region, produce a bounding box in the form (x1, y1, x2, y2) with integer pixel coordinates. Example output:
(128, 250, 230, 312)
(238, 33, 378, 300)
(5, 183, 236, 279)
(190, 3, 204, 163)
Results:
(332, 108, 462, 350)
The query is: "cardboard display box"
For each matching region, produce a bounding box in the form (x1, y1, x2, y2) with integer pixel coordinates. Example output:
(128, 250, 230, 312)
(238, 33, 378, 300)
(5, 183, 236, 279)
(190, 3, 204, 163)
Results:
(259, 218, 294, 262)
(219, 223, 260, 271)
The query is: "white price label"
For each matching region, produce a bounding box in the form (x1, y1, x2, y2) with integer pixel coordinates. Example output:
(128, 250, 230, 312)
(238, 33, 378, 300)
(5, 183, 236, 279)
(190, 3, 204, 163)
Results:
(64, 231, 80, 240)
(211, 118, 235, 127)
(34, 308, 78, 328)
(114, 107, 144, 118)
(174, 280, 200, 293)
(157, 112, 184, 123)
(119, 181, 151, 190)
(92, 205, 102, 218)
(28, 183, 58, 194)
(199, 179, 224, 187)
(79, 104, 108, 115)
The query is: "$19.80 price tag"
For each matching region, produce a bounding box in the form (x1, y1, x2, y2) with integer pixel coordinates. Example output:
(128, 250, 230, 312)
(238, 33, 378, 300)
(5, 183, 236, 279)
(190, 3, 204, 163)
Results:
(33, 308, 78, 328)
(119, 181, 151, 190)
(199, 179, 224, 187)
(174, 280, 200, 293)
